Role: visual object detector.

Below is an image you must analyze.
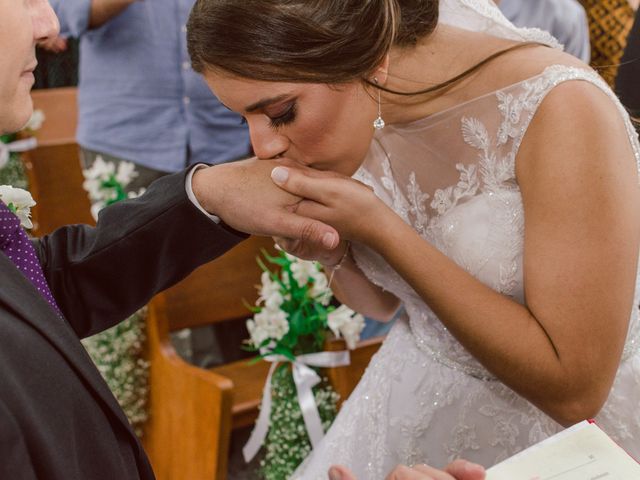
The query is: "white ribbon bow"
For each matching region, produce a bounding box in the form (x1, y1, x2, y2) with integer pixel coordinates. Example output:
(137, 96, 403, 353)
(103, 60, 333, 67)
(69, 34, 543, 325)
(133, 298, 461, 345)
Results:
(243, 350, 351, 463)
(0, 138, 38, 169)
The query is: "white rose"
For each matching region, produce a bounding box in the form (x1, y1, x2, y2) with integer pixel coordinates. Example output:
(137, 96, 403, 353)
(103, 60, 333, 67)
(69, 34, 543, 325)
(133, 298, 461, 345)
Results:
(327, 304, 353, 337)
(83, 155, 115, 181)
(259, 271, 281, 300)
(310, 271, 331, 305)
(246, 319, 269, 347)
(327, 306, 365, 350)
(341, 313, 365, 350)
(290, 258, 319, 287)
(0, 185, 36, 229)
(253, 308, 289, 343)
(115, 161, 139, 186)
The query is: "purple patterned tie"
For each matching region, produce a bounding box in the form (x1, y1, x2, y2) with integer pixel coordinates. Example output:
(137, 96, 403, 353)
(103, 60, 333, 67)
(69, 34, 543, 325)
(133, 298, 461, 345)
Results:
(0, 201, 63, 317)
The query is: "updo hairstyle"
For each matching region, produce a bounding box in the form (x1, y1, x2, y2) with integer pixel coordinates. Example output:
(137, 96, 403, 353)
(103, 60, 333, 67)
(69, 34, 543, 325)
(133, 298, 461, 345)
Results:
(187, 0, 439, 84)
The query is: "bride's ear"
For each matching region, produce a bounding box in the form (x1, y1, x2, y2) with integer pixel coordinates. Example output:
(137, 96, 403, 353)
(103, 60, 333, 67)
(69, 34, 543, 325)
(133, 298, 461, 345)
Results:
(372, 54, 390, 85)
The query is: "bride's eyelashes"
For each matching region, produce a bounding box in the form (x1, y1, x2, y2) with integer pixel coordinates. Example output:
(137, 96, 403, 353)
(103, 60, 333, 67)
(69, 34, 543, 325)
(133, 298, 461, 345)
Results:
(267, 102, 298, 130)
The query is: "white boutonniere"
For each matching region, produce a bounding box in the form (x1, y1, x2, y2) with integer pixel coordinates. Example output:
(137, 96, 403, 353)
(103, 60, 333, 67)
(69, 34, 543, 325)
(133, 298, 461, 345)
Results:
(0, 185, 36, 229)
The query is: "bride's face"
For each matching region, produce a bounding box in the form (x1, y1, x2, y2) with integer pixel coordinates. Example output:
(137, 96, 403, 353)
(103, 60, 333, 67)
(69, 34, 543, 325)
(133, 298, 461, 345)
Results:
(203, 71, 378, 176)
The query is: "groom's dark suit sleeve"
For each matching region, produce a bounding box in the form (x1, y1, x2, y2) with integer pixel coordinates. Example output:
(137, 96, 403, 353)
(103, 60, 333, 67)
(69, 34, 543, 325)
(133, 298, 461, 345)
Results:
(0, 399, 37, 480)
(34, 169, 246, 338)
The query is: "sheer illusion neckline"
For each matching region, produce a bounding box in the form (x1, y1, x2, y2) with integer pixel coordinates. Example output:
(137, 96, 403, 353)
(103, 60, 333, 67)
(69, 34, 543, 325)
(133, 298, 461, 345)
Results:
(387, 64, 579, 131)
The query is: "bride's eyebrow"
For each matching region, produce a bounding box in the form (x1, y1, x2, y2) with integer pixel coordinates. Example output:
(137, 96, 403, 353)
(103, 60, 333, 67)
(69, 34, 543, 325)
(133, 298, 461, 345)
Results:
(245, 94, 292, 113)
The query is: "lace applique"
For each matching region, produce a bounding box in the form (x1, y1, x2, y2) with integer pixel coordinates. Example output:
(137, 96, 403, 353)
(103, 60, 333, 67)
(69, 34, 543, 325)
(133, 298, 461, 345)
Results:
(380, 157, 412, 225)
(407, 173, 430, 235)
(430, 163, 479, 216)
(460, 115, 516, 193)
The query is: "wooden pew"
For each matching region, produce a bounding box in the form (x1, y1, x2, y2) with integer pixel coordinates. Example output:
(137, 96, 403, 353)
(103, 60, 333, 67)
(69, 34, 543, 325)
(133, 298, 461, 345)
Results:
(143, 233, 385, 479)
(143, 236, 275, 480)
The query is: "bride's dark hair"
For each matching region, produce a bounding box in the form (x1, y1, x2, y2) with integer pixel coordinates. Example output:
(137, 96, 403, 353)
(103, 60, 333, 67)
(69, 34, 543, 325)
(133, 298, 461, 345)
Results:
(187, 0, 438, 83)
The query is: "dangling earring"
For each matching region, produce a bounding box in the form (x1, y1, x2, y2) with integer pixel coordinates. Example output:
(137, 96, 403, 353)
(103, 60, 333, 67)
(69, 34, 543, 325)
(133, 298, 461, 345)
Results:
(372, 77, 385, 130)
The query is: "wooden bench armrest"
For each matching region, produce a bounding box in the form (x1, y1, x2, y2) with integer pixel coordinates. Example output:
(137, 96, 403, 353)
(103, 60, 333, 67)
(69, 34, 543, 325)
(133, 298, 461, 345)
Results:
(143, 297, 234, 480)
(324, 335, 385, 408)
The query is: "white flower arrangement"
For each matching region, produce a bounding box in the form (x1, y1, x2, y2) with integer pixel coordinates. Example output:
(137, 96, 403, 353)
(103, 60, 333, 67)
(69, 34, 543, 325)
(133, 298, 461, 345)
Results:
(82, 156, 146, 220)
(246, 249, 365, 358)
(0, 185, 36, 229)
(246, 248, 364, 479)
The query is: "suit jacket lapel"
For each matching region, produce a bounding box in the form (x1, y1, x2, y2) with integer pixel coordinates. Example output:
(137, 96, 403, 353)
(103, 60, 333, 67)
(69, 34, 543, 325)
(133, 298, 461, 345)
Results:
(0, 254, 139, 444)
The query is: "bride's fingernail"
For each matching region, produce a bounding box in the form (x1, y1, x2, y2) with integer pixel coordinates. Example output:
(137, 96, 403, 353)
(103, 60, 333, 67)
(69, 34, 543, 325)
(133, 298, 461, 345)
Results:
(271, 166, 289, 184)
(323, 232, 337, 249)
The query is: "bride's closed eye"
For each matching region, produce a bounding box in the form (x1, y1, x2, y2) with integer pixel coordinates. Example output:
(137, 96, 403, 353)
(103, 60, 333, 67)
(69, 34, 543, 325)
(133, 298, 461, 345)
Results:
(267, 102, 297, 130)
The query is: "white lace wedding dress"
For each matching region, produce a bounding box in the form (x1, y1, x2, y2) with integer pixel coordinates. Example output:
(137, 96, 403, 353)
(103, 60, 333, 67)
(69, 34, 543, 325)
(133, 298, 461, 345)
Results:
(292, 64, 640, 479)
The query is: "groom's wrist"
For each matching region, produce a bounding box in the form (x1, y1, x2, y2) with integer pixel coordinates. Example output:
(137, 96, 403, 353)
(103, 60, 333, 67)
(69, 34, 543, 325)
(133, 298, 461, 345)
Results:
(187, 164, 221, 223)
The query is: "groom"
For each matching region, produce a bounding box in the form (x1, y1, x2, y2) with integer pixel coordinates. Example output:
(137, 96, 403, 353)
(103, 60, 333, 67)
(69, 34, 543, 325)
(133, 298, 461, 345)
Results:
(1, 1, 342, 479)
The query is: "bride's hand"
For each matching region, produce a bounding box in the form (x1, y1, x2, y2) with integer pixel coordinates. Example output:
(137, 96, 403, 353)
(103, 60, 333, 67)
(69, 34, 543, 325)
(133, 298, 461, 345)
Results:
(270, 165, 392, 246)
(273, 236, 349, 267)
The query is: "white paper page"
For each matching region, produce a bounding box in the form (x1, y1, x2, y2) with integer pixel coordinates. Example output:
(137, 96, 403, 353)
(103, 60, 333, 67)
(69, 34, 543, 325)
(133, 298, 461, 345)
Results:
(486, 421, 640, 480)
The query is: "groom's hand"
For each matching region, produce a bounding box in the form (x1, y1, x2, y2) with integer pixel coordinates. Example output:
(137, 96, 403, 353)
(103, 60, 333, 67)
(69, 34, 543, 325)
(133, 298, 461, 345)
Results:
(192, 158, 340, 250)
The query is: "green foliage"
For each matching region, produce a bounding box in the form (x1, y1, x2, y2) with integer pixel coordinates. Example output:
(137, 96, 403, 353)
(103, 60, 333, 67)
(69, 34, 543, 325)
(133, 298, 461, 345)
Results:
(249, 249, 336, 359)
(101, 174, 128, 206)
(0, 152, 29, 190)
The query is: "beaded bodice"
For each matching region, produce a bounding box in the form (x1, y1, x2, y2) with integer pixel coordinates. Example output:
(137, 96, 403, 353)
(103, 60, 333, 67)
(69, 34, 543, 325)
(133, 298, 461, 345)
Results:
(352, 65, 640, 379)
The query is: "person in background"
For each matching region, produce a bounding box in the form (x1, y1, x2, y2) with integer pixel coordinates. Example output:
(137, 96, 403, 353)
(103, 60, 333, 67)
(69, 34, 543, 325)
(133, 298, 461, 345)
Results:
(578, 0, 636, 87)
(41, 0, 254, 368)
(497, 0, 591, 62)
(43, 0, 251, 191)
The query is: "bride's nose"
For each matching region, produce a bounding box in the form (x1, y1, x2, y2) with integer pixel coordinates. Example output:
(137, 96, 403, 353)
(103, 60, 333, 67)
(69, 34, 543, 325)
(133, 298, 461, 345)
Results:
(249, 121, 290, 160)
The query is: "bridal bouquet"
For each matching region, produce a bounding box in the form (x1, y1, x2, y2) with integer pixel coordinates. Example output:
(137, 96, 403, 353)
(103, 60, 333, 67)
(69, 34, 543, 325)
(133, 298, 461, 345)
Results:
(244, 248, 365, 479)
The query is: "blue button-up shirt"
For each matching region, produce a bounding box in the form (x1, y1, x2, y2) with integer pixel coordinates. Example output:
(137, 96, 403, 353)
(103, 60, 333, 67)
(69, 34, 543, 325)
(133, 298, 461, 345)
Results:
(50, 0, 251, 172)
(499, 0, 591, 63)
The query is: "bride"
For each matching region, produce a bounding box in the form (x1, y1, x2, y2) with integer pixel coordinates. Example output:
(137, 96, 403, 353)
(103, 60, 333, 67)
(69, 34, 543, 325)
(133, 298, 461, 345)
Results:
(187, 0, 640, 477)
